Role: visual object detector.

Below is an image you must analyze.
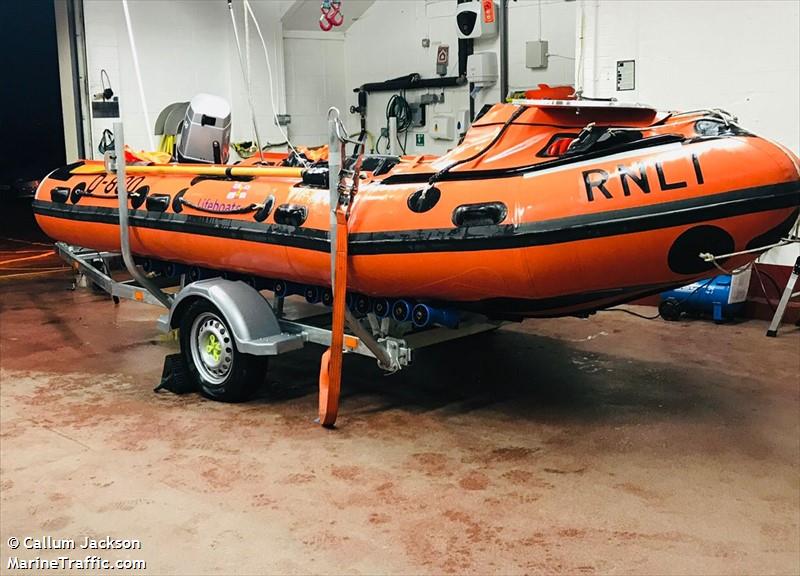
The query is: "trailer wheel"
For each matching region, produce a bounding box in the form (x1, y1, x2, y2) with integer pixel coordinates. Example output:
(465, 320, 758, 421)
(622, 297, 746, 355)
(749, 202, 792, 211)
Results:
(179, 299, 267, 402)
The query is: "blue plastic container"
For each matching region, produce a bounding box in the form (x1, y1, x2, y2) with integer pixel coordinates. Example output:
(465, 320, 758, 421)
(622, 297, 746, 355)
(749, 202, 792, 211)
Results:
(659, 274, 747, 322)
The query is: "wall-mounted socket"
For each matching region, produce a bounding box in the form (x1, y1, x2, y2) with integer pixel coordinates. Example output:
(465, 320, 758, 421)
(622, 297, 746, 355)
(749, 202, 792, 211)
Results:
(525, 40, 549, 69)
(430, 114, 455, 140)
(456, 110, 470, 135)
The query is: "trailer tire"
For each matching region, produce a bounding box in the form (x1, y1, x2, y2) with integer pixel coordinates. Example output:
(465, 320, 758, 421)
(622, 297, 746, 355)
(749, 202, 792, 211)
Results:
(179, 299, 267, 402)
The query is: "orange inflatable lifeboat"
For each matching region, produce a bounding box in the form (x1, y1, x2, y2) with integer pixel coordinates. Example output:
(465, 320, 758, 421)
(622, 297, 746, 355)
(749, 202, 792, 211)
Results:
(33, 101, 800, 319)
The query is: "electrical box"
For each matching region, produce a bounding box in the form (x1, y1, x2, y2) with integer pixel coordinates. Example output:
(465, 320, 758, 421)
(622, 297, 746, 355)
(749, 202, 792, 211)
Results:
(456, 0, 498, 40)
(430, 114, 455, 140)
(525, 40, 549, 69)
(456, 110, 471, 136)
(467, 52, 498, 86)
(409, 103, 426, 128)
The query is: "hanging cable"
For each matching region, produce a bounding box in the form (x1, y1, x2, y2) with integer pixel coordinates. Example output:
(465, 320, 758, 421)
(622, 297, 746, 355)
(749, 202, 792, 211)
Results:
(227, 0, 265, 163)
(575, 3, 586, 97)
(537, 0, 542, 42)
(427, 104, 527, 187)
(752, 264, 778, 314)
(602, 307, 661, 320)
(121, 0, 154, 150)
(244, 2, 251, 87)
(244, 0, 255, 147)
(242, 0, 308, 166)
(99, 69, 113, 100)
(603, 277, 716, 320)
(382, 94, 412, 155)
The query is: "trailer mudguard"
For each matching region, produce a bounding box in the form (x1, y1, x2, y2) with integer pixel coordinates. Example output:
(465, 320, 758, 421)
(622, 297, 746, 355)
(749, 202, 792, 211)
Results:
(168, 278, 284, 355)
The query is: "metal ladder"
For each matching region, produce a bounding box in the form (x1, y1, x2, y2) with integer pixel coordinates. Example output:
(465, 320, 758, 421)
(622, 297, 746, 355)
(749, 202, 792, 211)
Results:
(766, 255, 800, 337)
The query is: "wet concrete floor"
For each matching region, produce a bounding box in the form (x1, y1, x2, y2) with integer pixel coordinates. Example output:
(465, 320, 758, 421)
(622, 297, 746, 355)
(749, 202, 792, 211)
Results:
(1, 243, 798, 574)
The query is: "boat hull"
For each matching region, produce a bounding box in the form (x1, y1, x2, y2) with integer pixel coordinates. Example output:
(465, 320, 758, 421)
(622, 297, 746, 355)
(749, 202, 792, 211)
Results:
(33, 122, 800, 318)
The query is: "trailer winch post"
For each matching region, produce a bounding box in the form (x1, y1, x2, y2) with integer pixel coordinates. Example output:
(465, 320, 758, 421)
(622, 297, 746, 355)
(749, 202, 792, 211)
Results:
(317, 112, 346, 427)
(114, 122, 173, 309)
(318, 109, 400, 427)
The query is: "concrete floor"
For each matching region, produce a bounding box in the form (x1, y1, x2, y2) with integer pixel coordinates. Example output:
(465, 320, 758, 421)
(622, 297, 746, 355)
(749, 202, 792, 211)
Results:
(1, 245, 799, 575)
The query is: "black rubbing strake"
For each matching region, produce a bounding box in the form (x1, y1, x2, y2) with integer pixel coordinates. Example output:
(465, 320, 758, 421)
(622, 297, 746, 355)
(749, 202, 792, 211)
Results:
(31, 181, 800, 256)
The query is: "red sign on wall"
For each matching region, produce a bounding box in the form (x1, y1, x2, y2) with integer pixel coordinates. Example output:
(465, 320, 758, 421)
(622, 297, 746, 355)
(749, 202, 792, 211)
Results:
(482, 0, 495, 23)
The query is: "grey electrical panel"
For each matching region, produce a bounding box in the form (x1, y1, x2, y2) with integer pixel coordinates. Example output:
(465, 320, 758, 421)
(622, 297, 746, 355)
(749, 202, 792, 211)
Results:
(616, 60, 635, 91)
(525, 40, 549, 69)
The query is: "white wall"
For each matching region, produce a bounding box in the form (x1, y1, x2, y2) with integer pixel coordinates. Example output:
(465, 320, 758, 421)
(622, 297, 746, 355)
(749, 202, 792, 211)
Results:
(80, 0, 576, 157)
(283, 31, 347, 147)
(343, 0, 470, 156)
(82, 0, 288, 158)
(343, 0, 576, 156)
(577, 0, 800, 265)
(483, 0, 577, 102)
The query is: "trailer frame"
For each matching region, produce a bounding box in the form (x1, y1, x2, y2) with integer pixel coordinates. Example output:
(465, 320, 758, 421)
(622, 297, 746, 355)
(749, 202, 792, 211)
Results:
(53, 118, 504, 425)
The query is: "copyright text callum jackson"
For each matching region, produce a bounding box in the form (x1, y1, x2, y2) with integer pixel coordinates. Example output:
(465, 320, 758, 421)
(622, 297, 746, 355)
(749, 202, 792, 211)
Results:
(8, 535, 142, 550)
(6, 536, 146, 571)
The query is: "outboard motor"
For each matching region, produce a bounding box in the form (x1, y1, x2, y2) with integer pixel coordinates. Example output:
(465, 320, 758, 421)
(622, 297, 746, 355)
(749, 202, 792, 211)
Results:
(176, 93, 231, 164)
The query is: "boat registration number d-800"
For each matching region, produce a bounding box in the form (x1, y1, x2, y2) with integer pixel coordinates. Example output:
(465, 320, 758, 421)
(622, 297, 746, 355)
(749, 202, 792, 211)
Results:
(86, 174, 146, 195)
(582, 153, 705, 202)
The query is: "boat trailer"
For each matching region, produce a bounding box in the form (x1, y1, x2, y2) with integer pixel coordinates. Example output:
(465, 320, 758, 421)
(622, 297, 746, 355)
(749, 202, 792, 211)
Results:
(56, 117, 503, 427)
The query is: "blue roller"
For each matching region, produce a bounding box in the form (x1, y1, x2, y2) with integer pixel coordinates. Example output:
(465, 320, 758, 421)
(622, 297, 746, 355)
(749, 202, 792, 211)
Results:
(372, 298, 390, 318)
(352, 294, 371, 315)
(141, 258, 165, 274)
(224, 272, 265, 290)
(188, 266, 216, 282)
(412, 303, 460, 329)
(245, 276, 265, 290)
(391, 299, 413, 322)
(304, 285, 321, 304)
(165, 262, 189, 277)
(273, 279, 304, 298)
(659, 275, 746, 323)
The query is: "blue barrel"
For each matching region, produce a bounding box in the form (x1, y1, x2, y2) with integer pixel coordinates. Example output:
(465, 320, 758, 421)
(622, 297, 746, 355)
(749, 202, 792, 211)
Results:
(659, 275, 746, 322)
